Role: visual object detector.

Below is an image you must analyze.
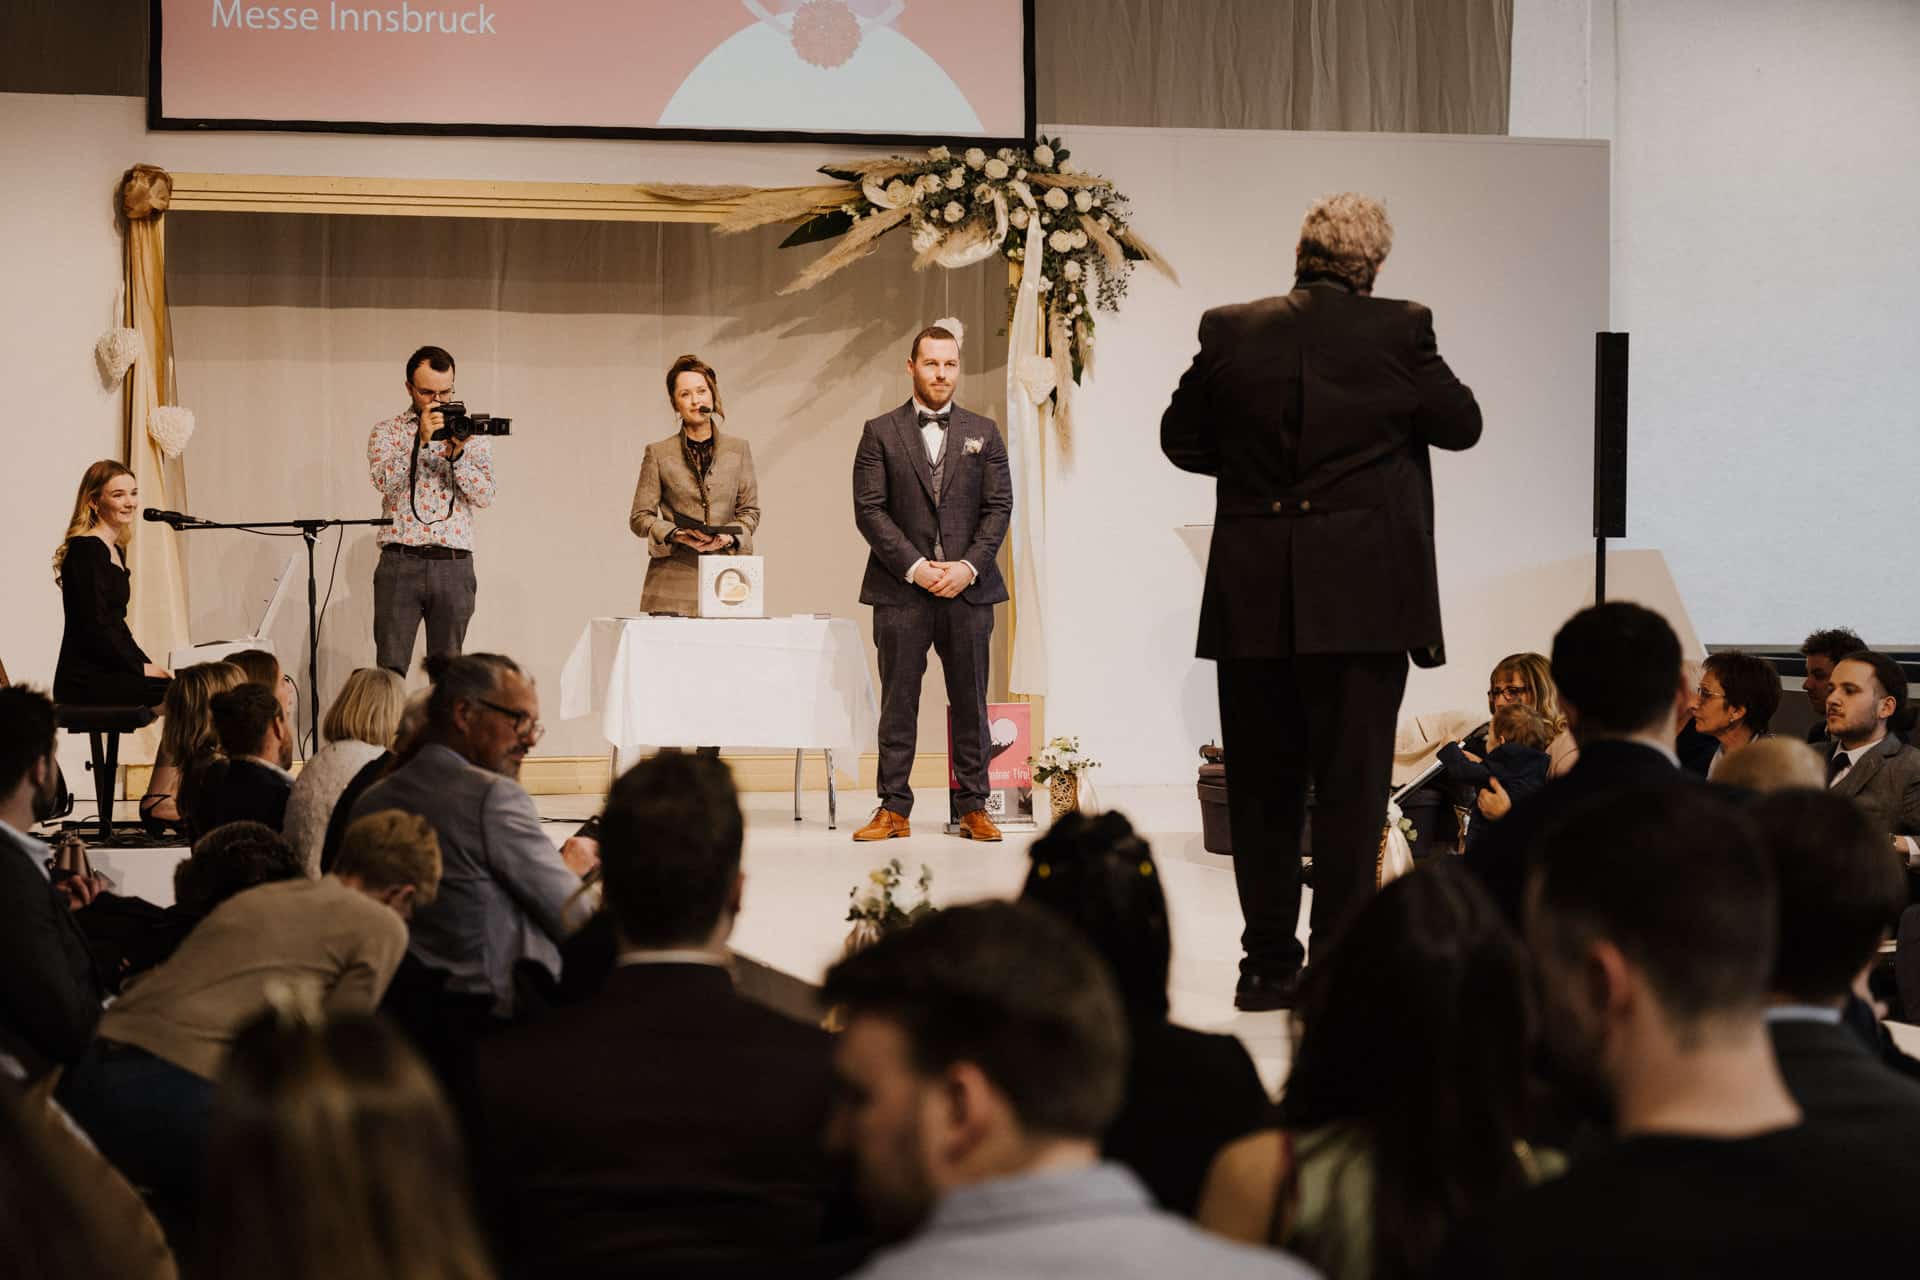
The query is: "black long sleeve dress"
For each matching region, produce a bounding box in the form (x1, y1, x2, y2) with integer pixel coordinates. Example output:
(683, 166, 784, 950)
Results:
(53, 536, 170, 707)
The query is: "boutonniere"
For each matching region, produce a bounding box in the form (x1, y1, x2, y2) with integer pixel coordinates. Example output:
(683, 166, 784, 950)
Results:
(963, 436, 984, 455)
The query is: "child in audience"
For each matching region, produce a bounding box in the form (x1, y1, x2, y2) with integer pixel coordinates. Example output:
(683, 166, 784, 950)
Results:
(1439, 703, 1554, 852)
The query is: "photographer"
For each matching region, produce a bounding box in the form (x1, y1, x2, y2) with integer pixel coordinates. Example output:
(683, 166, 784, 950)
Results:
(367, 345, 497, 675)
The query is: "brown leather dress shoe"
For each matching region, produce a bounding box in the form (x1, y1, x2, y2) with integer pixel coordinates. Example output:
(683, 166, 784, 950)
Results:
(955, 810, 1003, 841)
(852, 808, 911, 842)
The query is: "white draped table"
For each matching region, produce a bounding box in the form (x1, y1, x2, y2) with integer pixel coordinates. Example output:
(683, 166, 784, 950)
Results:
(559, 616, 878, 828)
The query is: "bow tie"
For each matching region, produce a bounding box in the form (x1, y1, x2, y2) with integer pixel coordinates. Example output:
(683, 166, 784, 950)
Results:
(917, 411, 950, 430)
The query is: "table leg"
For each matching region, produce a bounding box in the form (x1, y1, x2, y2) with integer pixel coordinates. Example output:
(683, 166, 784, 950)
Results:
(826, 749, 837, 830)
(793, 749, 803, 823)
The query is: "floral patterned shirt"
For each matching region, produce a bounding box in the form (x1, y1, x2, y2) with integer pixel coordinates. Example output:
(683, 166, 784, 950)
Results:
(367, 410, 496, 550)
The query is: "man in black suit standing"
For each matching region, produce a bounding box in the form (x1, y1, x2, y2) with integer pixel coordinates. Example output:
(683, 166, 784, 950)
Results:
(851, 323, 1013, 843)
(1161, 194, 1481, 1009)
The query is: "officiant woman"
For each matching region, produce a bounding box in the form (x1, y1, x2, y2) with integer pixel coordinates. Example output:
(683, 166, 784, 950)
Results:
(628, 353, 762, 615)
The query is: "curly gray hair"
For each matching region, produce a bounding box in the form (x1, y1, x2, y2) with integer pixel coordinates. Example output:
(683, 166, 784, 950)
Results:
(1295, 193, 1394, 292)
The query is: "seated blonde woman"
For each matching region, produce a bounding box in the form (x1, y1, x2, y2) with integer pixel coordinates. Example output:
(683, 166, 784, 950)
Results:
(282, 668, 406, 876)
(141, 662, 246, 838)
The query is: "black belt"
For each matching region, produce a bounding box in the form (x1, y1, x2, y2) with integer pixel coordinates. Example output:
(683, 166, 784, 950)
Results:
(383, 543, 471, 560)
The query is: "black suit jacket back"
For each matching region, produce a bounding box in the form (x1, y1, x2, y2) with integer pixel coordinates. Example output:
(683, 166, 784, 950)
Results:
(1161, 282, 1481, 662)
(853, 401, 1012, 607)
(0, 833, 103, 1079)
(473, 963, 851, 1279)
(1770, 1017, 1920, 1148)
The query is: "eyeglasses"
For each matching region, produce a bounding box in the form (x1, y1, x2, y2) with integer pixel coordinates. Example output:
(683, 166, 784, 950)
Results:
(477, 698, 544, 741)
(1488, 685, 1529, 701)
(1695, 686, 1726, 702)
(409, 382, 457, 403)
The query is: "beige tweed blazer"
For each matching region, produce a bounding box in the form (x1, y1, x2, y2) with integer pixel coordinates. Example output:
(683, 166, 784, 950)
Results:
(629, 429, 761, 615)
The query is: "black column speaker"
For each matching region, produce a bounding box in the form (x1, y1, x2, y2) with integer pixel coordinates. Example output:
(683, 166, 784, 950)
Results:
(1593, 332, 1629, 539)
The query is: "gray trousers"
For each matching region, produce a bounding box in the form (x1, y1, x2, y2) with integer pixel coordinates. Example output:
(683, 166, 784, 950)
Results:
(373, 546, 477, 675)
(873, 597, 994, 818)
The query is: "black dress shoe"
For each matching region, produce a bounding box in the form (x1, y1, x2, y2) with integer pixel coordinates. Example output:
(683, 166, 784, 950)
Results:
(1234, 970, 1303, 1012)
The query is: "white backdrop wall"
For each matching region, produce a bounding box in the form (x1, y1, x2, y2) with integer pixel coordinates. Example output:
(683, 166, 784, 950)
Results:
(1511, 0, 1920, 647)
(1043, 127, 1610, 784)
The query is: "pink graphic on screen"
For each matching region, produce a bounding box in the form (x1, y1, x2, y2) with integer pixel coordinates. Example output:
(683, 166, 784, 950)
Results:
(158, 0, 1027, 138)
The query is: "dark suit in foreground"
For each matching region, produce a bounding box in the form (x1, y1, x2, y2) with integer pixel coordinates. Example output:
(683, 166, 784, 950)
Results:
(1162, 279, 1481, 976)
(853, 401, 1011, 817)
(1769, 1015, 1920, 1146)
(473, 962, 856, 1279)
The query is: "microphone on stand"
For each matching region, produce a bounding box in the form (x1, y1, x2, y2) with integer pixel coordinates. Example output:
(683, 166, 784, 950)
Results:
(142, 508, 201, 528)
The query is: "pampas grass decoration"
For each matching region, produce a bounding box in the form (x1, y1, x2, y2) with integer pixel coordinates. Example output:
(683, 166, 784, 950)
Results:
(1117, 226, 1180, 285)
(778, 205, 911, 295)
(1079, 214, 1128, 273)
(148, 405, 196, 458)
(712, 184, 858, 235)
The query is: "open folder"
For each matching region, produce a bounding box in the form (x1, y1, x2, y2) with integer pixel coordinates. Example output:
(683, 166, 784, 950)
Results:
(167, 552, 298, 672)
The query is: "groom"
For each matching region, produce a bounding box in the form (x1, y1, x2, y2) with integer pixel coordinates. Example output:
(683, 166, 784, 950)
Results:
(851, 323, 1013, 842)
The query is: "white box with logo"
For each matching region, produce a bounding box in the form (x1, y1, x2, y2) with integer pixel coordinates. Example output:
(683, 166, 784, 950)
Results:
(698, 555, 765, 618)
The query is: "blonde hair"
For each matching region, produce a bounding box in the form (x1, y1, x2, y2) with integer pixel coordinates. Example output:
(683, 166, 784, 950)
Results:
(201, 1012, 494, 1280)
(334, 810, 442, 906)
(52, 460, 135, 583)
(322, 668, 407, 748)
(158, 662, 247, 769)
(1712, 737, 1826, 792)
(1490, 652, 1568, 737)
(1295, 193, 1394, 292)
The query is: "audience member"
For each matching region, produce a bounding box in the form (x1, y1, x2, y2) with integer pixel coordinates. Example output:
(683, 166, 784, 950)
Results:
(186, 682, 295, 840)
(1750, 789, 1920, 1135)
(284, 667, 405, 875)
(1439, 703, 1554, 854)
(1711, 735, 1826, 791)
(352, 652, 591, 1023)
(225, 646, 296, 728)
(57, 814, 432, 1228)
(0, 685, 104, 1080)
(318, 687, 428, 874)
(171, 819, 307, 921)
(475, 752, 856, 1279)
(1800, 626, 1867, 744)
(197, 1009, 494, 1280)
(0, 1073, 177, 1280)
(1480, 652, 1578, 777)
(822, 900, 1305, 1279)
(1465, 602, 1696, 924)
(1692, 650, 1782, 778)
(1820, 650, 1920, 865)
(1442, 786, 1920, 1273)
(1199, 863, 1541, 1279)
(1020, 811, 1268, 1217)
(141, 660, 243, 838)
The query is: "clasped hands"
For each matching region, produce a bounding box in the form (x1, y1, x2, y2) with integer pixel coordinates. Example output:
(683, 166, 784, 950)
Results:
(913, 560, 974, 598)
(671, 528, 735, 553)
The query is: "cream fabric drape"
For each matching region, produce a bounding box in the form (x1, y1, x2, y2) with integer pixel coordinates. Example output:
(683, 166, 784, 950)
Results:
(1037, 0, 1513, 134)
(121, 177, 193, 762)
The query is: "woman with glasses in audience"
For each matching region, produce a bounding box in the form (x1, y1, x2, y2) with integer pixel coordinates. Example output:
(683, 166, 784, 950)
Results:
(284, 668, 407, 875)
(629, 353, 761, 617)
(1198, 863, 1553, 1279)
(1691, 650, 1782, 780)
(52, 460, 171, 709)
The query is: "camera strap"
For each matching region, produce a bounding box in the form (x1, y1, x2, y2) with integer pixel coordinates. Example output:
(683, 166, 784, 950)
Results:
(407, 427, 456, 528)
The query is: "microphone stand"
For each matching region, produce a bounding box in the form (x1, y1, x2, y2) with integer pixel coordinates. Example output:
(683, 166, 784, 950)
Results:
(157, 512, 392, 752)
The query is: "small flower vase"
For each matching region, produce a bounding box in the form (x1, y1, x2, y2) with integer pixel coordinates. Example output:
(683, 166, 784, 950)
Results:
(1048, 774, 1079, 822)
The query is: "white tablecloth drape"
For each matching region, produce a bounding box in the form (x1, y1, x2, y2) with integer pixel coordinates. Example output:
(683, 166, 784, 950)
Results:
(559, 617, 877, 776)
